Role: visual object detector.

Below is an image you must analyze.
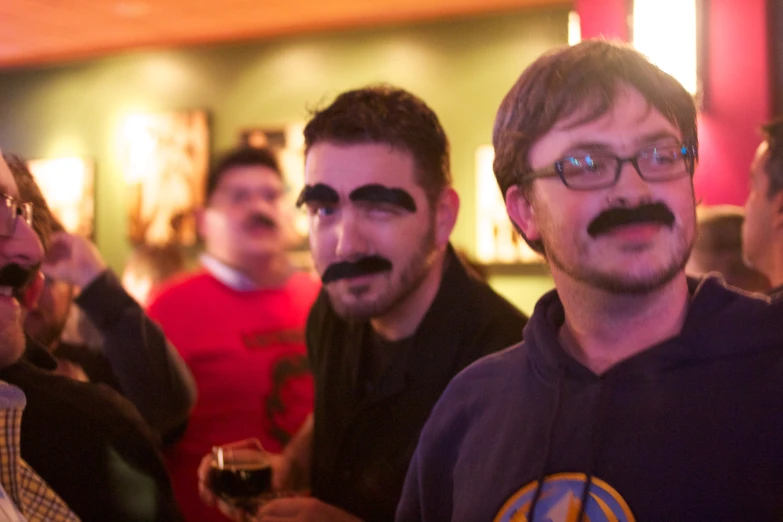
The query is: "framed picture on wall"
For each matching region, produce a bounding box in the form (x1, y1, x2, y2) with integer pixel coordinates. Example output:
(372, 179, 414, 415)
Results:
(120, 110, 209, 246)
(475, 145, 546, 273)
(27, 156, 95, 237)
(238, 123, 312, 270)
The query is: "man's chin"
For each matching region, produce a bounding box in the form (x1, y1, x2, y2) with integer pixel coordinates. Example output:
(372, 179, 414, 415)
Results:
(582, 265, 685, 295)
(327, 290, 387, 321)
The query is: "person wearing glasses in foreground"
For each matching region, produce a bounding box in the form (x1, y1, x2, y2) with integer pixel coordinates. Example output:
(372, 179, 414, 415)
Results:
(397, 40, 783, 521)
(0, 154, 183, 521)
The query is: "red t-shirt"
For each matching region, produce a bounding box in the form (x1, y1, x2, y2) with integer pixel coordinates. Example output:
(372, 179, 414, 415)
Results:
(148, 270, 320, 522)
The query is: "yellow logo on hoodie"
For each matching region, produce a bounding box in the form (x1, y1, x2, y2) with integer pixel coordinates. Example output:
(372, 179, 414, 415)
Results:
(494, 472, 635, 522)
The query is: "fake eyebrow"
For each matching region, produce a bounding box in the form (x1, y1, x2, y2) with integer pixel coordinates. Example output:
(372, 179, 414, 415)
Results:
(348, 184, 417, 213)
(296, 183, 339, 208)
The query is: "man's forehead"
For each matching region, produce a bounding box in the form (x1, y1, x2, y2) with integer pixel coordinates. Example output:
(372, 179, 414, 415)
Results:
(217, 166, 283, 188)
(546, 105, 680, 151)
(552, 85, 679, 135)
(304, 141, 417, 182)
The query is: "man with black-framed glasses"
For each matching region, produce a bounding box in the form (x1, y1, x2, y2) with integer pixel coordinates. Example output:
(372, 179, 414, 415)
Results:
(399, 40, 783, 521)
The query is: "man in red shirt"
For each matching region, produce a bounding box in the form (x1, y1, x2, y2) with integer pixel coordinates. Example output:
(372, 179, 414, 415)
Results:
(148, 147, 320, 522)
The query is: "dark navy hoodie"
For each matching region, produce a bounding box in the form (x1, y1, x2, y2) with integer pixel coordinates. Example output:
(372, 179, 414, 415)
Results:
(397, 276, 783, 522)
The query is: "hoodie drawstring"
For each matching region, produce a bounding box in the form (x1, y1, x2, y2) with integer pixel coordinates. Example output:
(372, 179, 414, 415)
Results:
(527, 366, 565, 521)
(528, 369, 614, 522)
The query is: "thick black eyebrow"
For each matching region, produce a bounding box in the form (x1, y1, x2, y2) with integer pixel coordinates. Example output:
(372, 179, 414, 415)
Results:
(296, 183, 339, 208)
(348, 184, 417, 213)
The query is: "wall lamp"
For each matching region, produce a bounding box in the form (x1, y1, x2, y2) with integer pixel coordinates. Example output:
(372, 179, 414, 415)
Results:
(632, 0, 706, 100)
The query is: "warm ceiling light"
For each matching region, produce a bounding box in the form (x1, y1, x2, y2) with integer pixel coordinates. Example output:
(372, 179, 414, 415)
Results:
(633, 0, 699, 95)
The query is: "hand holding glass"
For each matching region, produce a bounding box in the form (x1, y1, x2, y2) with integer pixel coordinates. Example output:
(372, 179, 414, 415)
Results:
(208, 442, 273, 512)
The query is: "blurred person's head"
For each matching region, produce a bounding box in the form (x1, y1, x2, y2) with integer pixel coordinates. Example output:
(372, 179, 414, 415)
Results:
(687, 205, 770, 292)
(299, 85, 458, 325)
(23, 217, 71, 349)
(198, 147, 291, 274)
(742, 117, 783, 287)
(495, 40, 698, 295)
(0, 152, 46, 366)
(9, 158, 103, 352)
(121, 244, 185, 306)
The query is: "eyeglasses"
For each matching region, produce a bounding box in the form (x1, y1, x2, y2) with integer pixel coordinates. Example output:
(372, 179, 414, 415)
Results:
(0, 195, 33, 238)
(521, 143, 698, 191)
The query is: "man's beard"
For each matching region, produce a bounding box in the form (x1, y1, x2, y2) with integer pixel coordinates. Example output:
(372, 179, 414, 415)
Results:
(537, 202, 695, 295)
(547, 241, 691, 294)
(328, 227, 438, 321)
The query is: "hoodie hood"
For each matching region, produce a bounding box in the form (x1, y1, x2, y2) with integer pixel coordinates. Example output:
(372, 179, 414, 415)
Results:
(524, 274, 782, 385)
(519, 274, 783, 521)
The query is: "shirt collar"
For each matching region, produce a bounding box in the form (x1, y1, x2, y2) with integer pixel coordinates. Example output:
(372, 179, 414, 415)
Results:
(0, 381, 25, 410)
(200, 254, 259, 291)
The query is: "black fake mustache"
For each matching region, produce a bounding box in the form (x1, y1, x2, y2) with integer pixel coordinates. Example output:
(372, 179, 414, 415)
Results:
(0, 263, 37, 301)
(244, 213, 276, 230)
(587, 203, 675, 237)
(321, 256, 393, 284)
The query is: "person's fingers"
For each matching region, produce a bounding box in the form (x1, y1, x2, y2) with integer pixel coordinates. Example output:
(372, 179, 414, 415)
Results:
(216, 498, 253, 522)
(257, 497, 307, 517)
(197, 453, 217, 506)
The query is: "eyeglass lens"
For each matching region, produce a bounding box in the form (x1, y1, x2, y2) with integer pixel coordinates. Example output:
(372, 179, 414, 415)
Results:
(0, 196, 33, 237)
(559, 145, 690, 189)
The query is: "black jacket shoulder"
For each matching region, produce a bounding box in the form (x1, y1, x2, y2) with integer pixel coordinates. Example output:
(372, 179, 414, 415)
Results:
(0, 360, 182, 522)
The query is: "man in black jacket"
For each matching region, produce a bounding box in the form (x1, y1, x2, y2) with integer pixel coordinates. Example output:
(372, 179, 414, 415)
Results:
(1, 152, 183, 521)
(201, 85, 527, 522)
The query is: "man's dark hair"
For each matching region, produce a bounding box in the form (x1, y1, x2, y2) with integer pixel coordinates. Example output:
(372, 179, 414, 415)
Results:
(205, 146, 282, 201)
(303, 84, 451, 204)
(493, 39, 698, 253)
(761, 117, 783, 198)
(2, 153, 53, 252)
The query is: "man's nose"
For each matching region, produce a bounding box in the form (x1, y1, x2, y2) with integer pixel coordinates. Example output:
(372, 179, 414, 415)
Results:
(0, 217, 44, 268)
(607, 160, 654, 207)
(334, 213, 368, 259)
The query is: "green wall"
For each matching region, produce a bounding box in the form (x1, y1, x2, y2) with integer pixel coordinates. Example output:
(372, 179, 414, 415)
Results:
(0, 8, 563, 314)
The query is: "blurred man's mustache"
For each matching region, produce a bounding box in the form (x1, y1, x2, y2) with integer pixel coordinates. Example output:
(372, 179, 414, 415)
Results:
(321, 256, 393, 284)
(587, 202, 675, 237)
(0, 263, 38, 301)
(245, 213, 276, 230)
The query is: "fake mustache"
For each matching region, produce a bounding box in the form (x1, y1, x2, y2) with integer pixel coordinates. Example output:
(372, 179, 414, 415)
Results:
(0, 263, 37, 302)
(587, 202, 675, 238)
(244, 213, 276, 230)
(321, 256, 393, 284)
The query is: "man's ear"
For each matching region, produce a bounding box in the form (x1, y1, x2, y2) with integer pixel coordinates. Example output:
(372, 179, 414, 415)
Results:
(434, 187, 460, 248)
(505, 185, 541, 243)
